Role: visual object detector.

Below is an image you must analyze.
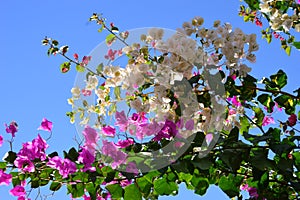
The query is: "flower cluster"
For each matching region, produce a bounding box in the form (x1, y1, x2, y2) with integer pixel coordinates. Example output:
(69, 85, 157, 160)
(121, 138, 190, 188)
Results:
(14, 134, 48, 173)
(259, 0, 300, 32)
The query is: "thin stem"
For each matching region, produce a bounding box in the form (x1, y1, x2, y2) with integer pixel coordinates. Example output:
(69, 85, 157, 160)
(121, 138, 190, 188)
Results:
(248, 86, 299, 100)
(102, 24, 130, 47)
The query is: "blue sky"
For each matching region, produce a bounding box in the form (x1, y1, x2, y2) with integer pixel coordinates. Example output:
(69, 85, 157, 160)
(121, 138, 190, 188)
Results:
(0, 0, 299, 199)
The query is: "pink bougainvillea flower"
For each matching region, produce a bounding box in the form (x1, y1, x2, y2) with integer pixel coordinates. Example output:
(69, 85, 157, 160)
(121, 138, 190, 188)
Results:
(14, 156, 35, 173)
(114, 138, 134, 148)
(47, 156, 63, 169)
(185, 119, 194, 130)
(262, 116, 275, 126)
(5, 121, 18, 137)
(288, 114, 297, 126)
(115, 111, 128, 131)
(129, 113, 147, 125)
(59, 158, 77, 178)
(16, 134, 48, 163)
(96, 193, 111, 200)
(227, 96, 242, 107)
(83, 194, 91, 200)
(0, 135, 3, 147)
(0, 169, 12, 185)
(17, 196, 31, 200)
(78, 146, 96, 172)
(126, 162, 139, 175)
(205, 133, 213, 144)
(73, 53, 79, 60)
(104, 49, 118, 61)
(47, 156, 77, 178)
(102, 125, 116, 137)
(240, 184, 249, 191)
(142, 120, 164, 137)
(255, 18, 263, 27)
(81, 56, 92, 66)
(9, 185, 26, 197)
(229, 74, 237, 80)
(153, 120, 178, 141)
(82, 125, 99, 154)
(38, 118, 53, 132)
(102, 140, 127, 169)
(248, 187, 259, 198)
(81, 89, 92, 96)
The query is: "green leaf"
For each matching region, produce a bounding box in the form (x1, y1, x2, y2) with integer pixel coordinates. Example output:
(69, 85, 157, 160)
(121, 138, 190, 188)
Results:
(239, 116, 250, 133)
(4, 151, 17, 164)
(75, 64, 85, 72)
(96, 63, 104, 74)
(60, 62, 71, 73)
(285, 46, 291, 56)
(293, 41, 300, 49)
(266, 33, 272, 44)
(52, 40, 59, 46)
(218, 174, 243, 198)
(67, 183, 85, 198)
(154, 178, 178, 195)
(191, 156, 213, 170)
(244, 0, 260, 10)
(64, 147, 79, 162)
(30, 177, 40, 188)
(253, 107, 264, 127)
(114, 86, 121, 100)
(106, 184, 124, 199)
(220, 149, 243, 172)
(86, 182, 96, 199)
(136, 177, 152, 197)
(191, 176, 209, 196)
(250, 148, 274, 170)
(0, 162, 7, 169)
(106, 34, 116, 45)
(270, 70, 287, 90)
(50, 182, 62, 191)
(227, 126, 239, 143)
(274, 94, 295, 114)
(124, 184, 142, 200)
(12, 175, 21, 187)
(293, 152, 300, 171)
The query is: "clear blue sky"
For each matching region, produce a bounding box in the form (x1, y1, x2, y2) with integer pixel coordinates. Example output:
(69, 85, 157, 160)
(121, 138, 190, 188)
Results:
(0, 0, 299, 199)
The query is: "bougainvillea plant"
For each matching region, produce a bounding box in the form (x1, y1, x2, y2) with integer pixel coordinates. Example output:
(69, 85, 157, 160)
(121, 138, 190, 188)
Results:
(1, 1, 300, 200)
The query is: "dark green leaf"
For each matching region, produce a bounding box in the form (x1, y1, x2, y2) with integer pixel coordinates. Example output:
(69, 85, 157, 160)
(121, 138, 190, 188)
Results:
(136, 177, 152, 197)
(96, 63, 104, 74)
(0, 162, 7, 169)
(4, 151, 17, 164)
(50, 182, 62, 191)
(191, 176, 209, 196)
(153, 178, 178, 195)
(274, 95, 295, 114)
(293, 41, 300, 49)
(253, 107, 264, 127)
(218, 174, 243, 198)
(106, 184, 124, 199)
(270, 70, 287, 90)
(111, 26, 119, 33)
(124, 184, 142, 200)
